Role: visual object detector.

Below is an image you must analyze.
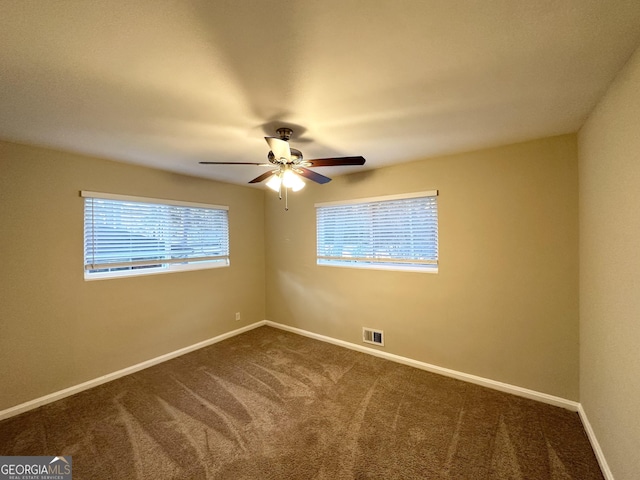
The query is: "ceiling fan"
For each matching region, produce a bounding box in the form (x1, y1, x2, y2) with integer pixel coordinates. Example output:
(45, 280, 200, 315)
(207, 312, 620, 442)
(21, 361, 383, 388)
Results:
(200, 128, 366, 209)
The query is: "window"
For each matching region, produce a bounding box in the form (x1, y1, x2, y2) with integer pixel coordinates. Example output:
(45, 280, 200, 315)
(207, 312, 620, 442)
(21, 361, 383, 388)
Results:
(316, 191, 438, 272)
(82, 191, 229, 279)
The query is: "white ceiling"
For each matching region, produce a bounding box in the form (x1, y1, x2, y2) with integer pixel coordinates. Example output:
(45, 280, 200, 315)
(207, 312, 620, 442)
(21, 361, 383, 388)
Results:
(1, 1, 640, 186)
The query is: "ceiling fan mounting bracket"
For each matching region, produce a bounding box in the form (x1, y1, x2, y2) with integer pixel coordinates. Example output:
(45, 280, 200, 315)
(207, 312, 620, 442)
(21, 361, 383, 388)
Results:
(276, 127, 293, 141)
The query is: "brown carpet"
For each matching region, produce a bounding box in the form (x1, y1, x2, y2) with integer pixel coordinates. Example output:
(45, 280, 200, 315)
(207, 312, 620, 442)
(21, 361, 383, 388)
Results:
(0, 326, 603, 479)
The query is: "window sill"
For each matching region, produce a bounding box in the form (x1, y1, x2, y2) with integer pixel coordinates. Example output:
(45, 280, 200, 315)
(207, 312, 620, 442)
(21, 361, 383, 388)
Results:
(317, 260, 438, 274)
(84, 260, 230, 281)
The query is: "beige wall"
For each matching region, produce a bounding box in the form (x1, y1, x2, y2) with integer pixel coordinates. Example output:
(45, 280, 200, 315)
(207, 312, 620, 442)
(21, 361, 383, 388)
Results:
(265, 135, 579, 400)
(0, 141, 265, 411)
(578, 45, 640, 479)
(0, 133, 581, 411)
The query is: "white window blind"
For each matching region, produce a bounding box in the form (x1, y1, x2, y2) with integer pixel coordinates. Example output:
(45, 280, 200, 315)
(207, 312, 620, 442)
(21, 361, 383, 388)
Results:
(316, 191, 438, 272)
(82, 192, 229, 279)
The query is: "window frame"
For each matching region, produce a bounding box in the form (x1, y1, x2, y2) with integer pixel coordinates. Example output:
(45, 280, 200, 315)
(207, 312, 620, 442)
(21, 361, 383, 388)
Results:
(315, 190, 438, 273)
(82, 191, 230, 280)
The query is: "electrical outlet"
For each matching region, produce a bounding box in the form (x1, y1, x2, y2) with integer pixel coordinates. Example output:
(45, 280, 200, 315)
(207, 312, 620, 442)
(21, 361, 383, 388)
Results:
(235, 312, 241, 321)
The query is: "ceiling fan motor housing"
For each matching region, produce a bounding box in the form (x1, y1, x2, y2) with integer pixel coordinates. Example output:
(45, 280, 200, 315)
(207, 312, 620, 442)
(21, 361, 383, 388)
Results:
(268, 148, 303, 164)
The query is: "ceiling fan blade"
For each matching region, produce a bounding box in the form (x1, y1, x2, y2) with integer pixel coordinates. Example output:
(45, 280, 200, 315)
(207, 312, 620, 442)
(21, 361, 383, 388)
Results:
(200, 161, 270, 165)
(265, 137, 291, 162)
(295, 167, 332, 184)
(305, 156, 366, 167)
(248, 171, 276, 184)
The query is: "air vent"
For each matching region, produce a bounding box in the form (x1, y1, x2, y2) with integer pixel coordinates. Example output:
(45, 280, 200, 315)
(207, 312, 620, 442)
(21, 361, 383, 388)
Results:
(363, 327, 384, 346)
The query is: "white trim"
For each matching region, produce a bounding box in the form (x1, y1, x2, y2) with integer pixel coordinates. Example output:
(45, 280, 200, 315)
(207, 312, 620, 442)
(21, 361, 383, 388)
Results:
(318, 256, 437, 265)
(315, 189, 438, 207)
(85, 255, 229, 270)
(578, 404, 615, 480)
(84, 259, 229, 281)
(80, 190, 229, 210)
(0, 318, 581, 418)
(0, 321, 267, 421)
(317, 260, 438, 274)
(264, 320, 579, 411)
(1, 318, 609, 476)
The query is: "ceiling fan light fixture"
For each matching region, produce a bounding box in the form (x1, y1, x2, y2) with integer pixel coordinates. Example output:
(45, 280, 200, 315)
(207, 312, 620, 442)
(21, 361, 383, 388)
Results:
(266, 174, 282, 192)
(282, 169, 305, 191)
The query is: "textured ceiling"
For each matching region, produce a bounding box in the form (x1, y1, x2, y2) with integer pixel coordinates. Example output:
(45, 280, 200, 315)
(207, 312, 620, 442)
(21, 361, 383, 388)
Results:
(1, 1, 640, 186)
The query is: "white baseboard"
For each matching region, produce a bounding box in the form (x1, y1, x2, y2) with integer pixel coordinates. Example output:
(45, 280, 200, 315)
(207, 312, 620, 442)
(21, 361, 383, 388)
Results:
(2, 318, 610, 478)
(0, 321, 267, 421)
(0, 319, 589, 441)
(264, 320, 580, 412)
(578, 404, 614, 480)
(264, 320, 616, 479)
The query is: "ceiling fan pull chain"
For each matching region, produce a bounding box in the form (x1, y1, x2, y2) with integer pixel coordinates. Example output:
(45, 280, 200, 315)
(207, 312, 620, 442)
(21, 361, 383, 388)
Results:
(285, 186, 289, 211)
